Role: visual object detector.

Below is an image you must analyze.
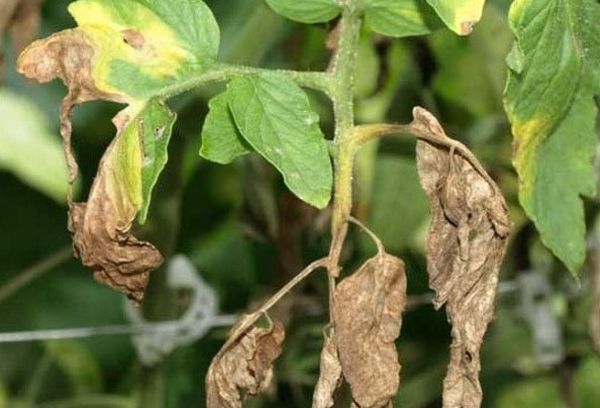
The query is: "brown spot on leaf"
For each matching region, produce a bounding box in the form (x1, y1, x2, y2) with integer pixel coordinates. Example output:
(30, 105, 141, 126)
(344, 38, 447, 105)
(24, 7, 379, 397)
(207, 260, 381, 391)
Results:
(121, 29, 145, 50)
(415, 109, 511, 408)
(206, 321, 285, 408)
(334, 253, 407, 408)
(0, 0, 44, 83)
(312, 331, 342, 408)
(459, 21, 476, 35)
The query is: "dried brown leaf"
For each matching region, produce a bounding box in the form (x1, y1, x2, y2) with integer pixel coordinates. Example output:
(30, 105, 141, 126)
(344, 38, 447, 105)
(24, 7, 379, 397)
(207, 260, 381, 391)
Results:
(414, 108, 511, 408)
(312, 331, 342, 408)
(17, 29, 123, 181)
(333, 253, 407, 408)
(207, 321, 285, 408)
(0, 0, 44, 83)
(68, 112, 162, 303)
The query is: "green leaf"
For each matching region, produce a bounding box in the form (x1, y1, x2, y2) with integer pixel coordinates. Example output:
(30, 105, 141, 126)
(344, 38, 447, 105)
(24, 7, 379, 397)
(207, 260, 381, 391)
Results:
(367, 155, 429, 253)
(575, 356, 600, 407)
(227, 73, 333, 208)
(495, 378, 563, 408)
(138, 99, 177, 223)
(265, 0, 341, 23)
(200, 92, 251, 164)
(45, 340, 103, 394)
(425, 0, 486, 35)
(363, 0, 442, 38)
(503, 0, 600, 274)
(0, 90, 70, 203)
(66, 0, 220, 100)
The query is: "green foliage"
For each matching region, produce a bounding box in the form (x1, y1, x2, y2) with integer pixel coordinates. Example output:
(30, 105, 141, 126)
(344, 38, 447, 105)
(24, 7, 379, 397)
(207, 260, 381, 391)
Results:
(504, 0, 600, 274)
(426, 0, 486, 35)
(265, 0, 340, 23)
(200, 92, 250, 164)
(0, 90, 70, 203)
(225, 73, 333, 209)
(45, 340, 103, 395)
(138, 99, 177, 223)
(362, 0, 442, 38)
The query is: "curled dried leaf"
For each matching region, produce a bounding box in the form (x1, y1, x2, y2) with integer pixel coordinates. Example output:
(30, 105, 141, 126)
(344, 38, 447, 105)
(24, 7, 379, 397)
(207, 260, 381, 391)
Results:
(312, 331, 342, 408)
(0, 0, 44, 83)
(207, 321, 285, 408)
(69, 109, 163, 303)
(414, 108, 511, 408)
(334, 253, 407, 408)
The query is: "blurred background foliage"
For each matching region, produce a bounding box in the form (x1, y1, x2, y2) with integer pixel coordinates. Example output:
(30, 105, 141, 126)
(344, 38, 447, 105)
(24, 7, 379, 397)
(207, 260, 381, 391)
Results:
(1, 0, 600, 407)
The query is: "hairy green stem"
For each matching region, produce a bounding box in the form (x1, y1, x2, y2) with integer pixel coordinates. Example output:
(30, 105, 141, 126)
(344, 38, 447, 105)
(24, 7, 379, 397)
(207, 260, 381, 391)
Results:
(329, 8, 362, 259)
(163, 63, 334, 99)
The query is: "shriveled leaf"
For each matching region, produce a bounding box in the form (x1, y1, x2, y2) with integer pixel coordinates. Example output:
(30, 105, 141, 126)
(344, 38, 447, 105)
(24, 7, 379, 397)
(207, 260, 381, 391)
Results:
(206, 321, 285, 408)
(414, 108, 511, 408)
(503, 0, 600, 274)
(265, 0, 341, 24)
(68, 102, 176, 303)
(426, 0, 486, 35)
(363, 0, 442, 38)
(0, 0, 44, 82)
(0, 89, 70, 203)
(334, 253, 407, 408)
(227, 73, 332, 209)
(200, 92, 251, 164)
(312, 332, 342, 408)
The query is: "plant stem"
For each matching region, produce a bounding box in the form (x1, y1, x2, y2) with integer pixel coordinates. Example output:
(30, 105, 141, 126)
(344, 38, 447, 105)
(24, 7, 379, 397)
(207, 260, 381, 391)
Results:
(329, 8, 362, 263)
(163, 63, 333, 99)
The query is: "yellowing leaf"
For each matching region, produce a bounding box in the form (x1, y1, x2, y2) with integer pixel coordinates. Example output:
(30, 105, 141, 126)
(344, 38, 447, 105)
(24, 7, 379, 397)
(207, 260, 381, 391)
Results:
(426, 0, 486, 35)
(504, 0, 600, 273)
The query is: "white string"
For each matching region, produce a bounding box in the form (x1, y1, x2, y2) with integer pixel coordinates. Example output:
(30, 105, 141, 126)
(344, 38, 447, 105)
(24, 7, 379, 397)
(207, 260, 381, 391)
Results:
(0, 314, 237, 344)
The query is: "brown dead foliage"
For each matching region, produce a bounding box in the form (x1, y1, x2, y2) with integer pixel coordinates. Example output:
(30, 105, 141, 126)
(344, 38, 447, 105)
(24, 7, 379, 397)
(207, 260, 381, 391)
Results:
(414, 108, 511, 408)
(68, 131, 162, 303)
(0, 0, 44, 82)
(206, 321, 285, 408)
(312, 331, 342, 408)
(333, 253, 407, 408)
(17, 29, 123, 182)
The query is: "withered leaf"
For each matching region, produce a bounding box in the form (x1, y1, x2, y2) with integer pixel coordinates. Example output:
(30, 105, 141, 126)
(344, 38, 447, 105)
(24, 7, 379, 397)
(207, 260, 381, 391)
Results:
(207, 321, 285, 408)
(333, 253, 407, 408)
(0, 0, 44, 83)
(312, 331, 342, 408)
(68, 109, 163, 303)
(17, 28, 123, 182)
(414, 107, 511, 408)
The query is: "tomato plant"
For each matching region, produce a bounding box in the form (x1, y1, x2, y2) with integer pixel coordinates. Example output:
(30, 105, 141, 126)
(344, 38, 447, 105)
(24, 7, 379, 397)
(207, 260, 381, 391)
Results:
(1, 0, 600, 407)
